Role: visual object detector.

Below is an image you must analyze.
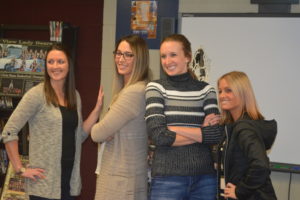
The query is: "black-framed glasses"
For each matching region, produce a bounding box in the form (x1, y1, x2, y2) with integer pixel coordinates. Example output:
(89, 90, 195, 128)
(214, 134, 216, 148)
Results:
(113, 51, 134, 60)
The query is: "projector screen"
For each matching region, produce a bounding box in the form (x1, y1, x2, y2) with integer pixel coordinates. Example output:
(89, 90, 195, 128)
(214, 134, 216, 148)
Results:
(180, 13, 300, 165)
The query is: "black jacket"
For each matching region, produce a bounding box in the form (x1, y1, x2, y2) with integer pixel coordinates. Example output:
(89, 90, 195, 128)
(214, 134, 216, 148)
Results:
(222, 117, 277, 200)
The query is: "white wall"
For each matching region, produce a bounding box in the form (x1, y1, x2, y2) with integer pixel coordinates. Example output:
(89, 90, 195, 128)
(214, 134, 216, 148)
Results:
(179, 0, 258, 13)
(100, 0, 117, 114)
(101, 0, 300, 199)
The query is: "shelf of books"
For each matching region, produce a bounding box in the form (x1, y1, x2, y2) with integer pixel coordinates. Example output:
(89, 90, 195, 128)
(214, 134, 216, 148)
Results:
(0, 143, 8, 196)
(0, 156, 29, 200)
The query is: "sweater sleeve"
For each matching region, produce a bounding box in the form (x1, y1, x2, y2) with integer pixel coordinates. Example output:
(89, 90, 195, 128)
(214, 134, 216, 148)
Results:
(202, 84, 220, 115)
(200, 85, 223, 144)
(1, 85, 42, 143)
(91, 83, 145, 143)
(235, 128, 271, 199)
(145, 82, 176, 147)
(201, 125, 224, 144)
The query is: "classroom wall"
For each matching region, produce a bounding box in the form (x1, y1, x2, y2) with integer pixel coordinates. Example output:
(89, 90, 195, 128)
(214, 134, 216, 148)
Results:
(102, 0, 300, 199)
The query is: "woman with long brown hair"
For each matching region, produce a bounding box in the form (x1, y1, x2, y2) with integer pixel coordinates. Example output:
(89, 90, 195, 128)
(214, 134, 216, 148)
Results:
(1, 44, 103, 200)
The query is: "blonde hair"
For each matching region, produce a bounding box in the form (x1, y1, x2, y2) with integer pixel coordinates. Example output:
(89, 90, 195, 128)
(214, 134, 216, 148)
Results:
(218, 71, 264, 124)
(111, 35, 151, 104)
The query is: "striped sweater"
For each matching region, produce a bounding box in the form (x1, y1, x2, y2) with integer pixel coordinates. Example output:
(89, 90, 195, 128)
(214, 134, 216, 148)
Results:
(145, 72, 223, 176)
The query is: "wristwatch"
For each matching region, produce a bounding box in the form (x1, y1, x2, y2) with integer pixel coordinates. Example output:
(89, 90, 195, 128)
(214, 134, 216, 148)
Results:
(16, 167, 26, 175)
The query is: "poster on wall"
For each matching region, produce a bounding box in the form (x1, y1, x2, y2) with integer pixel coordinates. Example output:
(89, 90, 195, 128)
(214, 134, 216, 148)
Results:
(116, 0, 178, 49)
(49, 21, 63, 42)
(0, 38, 53, 97)
(131, 0, 157, 39)
(0, 39, 52, 73)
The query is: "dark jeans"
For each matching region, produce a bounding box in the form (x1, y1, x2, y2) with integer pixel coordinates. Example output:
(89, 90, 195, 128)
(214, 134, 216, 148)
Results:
(149, 174, 217, 200)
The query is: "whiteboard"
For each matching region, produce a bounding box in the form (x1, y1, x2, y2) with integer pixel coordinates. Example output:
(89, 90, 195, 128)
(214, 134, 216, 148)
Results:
(180, 13, 300, 165)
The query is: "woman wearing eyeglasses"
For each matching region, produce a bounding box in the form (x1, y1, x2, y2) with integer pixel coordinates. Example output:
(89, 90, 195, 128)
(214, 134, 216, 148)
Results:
(91, 35, 151, 200)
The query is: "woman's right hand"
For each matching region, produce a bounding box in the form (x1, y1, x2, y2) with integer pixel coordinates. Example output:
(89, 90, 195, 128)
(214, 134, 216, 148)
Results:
(21, 167, 46, 181)
(95, 85, 104, 112)
(203, 113, 221, 127)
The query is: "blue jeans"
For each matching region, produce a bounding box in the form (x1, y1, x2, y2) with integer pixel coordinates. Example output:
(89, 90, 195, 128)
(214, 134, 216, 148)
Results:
(149, 174, 217, 200)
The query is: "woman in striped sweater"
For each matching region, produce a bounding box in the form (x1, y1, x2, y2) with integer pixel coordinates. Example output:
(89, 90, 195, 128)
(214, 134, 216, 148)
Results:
(145, 34, 223, 200)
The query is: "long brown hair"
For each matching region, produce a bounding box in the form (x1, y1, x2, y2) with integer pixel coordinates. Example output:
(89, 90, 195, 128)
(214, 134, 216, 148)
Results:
(161, 34, 197, 79)
(44, 44, 77, 109)
(111, 35, 151, 103)
(218, 71, 264, 124)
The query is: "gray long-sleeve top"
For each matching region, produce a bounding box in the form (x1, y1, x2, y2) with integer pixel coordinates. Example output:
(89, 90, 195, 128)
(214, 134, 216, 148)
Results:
(1, 83, 87, 199)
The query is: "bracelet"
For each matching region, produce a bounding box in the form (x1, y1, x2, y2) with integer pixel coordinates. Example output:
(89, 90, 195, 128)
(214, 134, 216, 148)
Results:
(16, 167, 26, 175)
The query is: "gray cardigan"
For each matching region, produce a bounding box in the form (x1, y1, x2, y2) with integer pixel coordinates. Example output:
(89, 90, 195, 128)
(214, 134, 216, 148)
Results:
(1, 83, 87, 199)
(91, 82, 148, 200)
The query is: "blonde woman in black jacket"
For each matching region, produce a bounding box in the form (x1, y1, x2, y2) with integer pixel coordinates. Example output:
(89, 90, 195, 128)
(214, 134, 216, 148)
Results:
(218, 71, 277, 200)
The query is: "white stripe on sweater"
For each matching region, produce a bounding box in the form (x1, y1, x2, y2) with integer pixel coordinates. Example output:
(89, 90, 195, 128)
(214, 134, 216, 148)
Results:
(164, 111, 205, 116)
(146, 103, 164, 110)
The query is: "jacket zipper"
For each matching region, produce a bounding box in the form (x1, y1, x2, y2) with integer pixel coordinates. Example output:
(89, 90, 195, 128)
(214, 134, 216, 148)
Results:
(223, 125, 229, 200)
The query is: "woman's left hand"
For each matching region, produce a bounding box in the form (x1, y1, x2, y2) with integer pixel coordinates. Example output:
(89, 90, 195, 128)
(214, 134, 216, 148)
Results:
(224, 182, 237, 199)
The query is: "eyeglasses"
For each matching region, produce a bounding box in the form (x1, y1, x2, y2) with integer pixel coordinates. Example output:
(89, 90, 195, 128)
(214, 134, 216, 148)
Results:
(113, 51, 134, 60)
